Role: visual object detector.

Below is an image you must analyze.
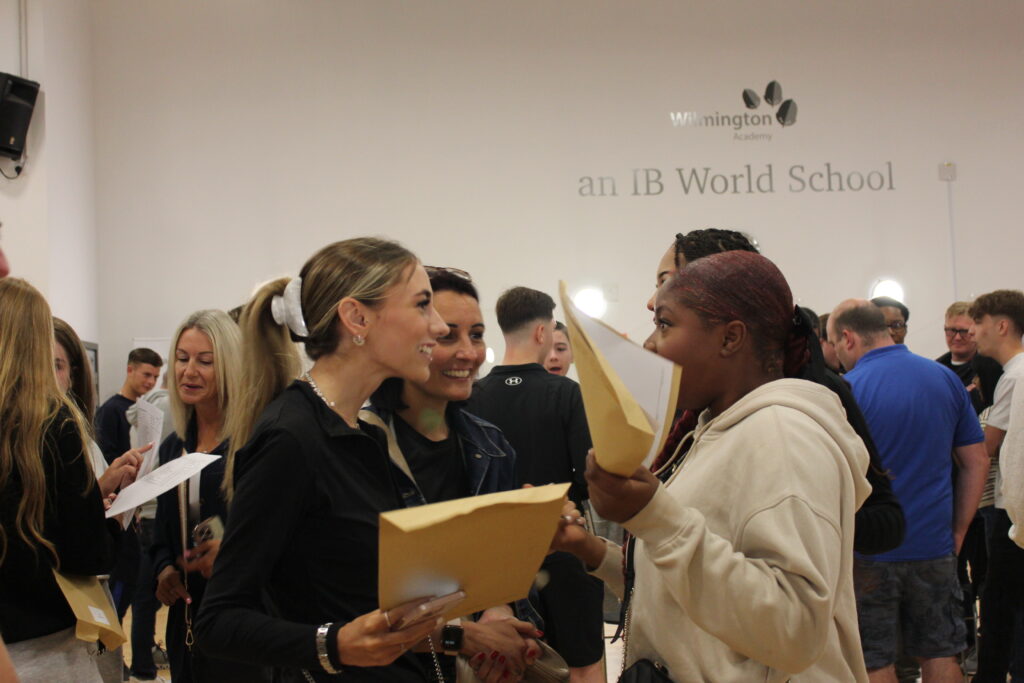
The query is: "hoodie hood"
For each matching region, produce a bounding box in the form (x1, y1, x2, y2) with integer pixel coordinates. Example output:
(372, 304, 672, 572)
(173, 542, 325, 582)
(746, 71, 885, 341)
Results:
(695, 378, 872, 509)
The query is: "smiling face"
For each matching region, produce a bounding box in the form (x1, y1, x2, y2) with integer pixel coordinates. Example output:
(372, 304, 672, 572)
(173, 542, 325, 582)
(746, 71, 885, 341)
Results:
(404, 290, 486, 404)
(944, 313, 976, 361)
(649, 284, 726, 413)
(175, 328, 218, 409)
(544, 330, 574, 376)
(366, 264, 450, 384)
(54, 341, 72, 394)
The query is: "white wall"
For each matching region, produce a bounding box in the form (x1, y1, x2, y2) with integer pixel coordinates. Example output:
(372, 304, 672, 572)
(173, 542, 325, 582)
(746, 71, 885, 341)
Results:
(0, 0, 49, 294)
(0, 0, 99, 343)
(40, 0, 99, 343)
(87, 1, 1024, 395)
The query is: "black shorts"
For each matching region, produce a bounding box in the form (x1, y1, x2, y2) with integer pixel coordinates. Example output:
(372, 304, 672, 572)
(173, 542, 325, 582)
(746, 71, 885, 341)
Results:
(532, 551, 605, 667)
(854, 554, 966, 670)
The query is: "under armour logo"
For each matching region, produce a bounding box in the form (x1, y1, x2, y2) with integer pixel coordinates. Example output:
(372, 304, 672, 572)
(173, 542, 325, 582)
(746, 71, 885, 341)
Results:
(505, 377, 523, 386)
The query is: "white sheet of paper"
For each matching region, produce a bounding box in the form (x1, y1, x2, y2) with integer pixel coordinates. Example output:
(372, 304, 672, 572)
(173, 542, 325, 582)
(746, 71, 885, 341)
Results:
(132, 399, 164, 478)
(88, 605, 110, 626)
(564, 294, 679, 468)
(106, 453, 220, 519)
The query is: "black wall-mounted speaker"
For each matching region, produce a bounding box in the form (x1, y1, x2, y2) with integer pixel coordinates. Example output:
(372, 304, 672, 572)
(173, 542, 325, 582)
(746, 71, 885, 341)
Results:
(0, 73, 41, 161)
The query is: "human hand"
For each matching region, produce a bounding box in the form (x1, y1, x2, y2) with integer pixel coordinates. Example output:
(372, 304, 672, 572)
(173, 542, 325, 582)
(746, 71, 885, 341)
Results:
(101, 492, 123, 525)
(155, 565, 191, 606)
(551, 499, 589, 554)
(98, 442, 153, 497)
(462, 617, 541, 681)
(585, 450, 660, 523)
(179, 539, 221, 579)
(336, 603, 442, 668)
(477, 607, 542, 667)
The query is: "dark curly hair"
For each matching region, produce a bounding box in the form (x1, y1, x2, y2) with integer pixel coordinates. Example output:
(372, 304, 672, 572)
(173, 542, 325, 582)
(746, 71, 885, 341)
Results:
(673, 228, 759, 269)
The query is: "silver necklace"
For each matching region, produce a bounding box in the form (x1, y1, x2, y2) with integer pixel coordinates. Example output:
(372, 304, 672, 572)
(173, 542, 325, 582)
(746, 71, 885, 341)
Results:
(302, 371, 335, 408)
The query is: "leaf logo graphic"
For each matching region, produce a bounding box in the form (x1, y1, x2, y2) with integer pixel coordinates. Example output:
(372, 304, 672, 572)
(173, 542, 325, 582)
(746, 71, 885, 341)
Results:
(742, 80, 798, 126)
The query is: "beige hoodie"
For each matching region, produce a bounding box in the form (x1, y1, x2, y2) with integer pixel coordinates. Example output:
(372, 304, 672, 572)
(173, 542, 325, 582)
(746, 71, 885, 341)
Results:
(593, 379, 872, 682)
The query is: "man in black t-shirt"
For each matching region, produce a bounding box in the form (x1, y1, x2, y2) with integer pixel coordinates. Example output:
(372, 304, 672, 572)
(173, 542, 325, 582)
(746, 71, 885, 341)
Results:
(93, 347, 163, 680)
(935, 301, 1003, 672)
(95, 347, 163, 462)
(936, 302, 1003, 415)
(468, 287, 604, 683)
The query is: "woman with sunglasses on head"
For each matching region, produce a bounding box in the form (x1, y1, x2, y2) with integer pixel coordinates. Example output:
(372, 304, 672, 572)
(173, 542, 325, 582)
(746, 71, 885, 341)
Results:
(0, 279, 121, 681)
(197, 238, 466, 682)
(149, 309, 269, 682)
(361, 266, 541, 682)
(554, 251, 873, 681)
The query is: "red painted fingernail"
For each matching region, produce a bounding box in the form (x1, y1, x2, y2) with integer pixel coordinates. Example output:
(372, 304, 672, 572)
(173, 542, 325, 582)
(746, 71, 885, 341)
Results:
(535, 629, 544, 637)
(472, 653, 485, 663)
(498, 655, 506, 664)
(490, 651, 498, 660)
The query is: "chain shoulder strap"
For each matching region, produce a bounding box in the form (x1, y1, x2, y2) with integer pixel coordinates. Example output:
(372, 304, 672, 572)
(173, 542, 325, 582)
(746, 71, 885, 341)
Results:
(176, 476, 194, 650)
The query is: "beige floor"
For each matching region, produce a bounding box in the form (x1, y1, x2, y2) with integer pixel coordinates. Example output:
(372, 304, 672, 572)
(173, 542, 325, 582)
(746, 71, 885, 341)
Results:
(120, 605, 171, 678)
(604, 622, 624, 680)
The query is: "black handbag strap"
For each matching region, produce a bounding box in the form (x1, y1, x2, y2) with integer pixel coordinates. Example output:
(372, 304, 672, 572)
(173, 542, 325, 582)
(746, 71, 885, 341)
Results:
(612, 430, 695, 644)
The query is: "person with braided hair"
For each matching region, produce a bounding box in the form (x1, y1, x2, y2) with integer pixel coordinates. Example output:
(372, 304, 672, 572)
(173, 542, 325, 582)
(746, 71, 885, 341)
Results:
(646, 229, 904, 556)
(553, 250, 872, 681)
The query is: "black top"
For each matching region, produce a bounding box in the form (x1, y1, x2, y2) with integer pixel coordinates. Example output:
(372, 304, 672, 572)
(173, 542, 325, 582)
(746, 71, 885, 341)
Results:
(94, 393, 134, 463)
(151, 421, 230, 601)
(935, 351, 1004, 415)
(392, 414, 469, 504)
(194, 381, 427, 682)
(468, 364, 591, 505)
(0, 407, 121, 642)
(817, 369, 906, 555)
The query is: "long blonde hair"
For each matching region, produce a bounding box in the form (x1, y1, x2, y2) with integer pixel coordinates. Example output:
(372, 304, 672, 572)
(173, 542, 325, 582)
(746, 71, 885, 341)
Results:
(224, 238, 417, 500)
(0, 279, 92, 564)
(165, 310, 242, 495)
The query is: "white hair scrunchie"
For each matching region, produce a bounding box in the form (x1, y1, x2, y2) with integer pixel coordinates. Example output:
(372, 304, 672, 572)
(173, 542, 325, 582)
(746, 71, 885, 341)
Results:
(271, 276, 310, 339)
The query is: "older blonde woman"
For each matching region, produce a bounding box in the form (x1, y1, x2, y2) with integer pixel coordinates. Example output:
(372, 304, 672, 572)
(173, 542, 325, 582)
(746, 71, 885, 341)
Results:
(150, 309, 268, 682)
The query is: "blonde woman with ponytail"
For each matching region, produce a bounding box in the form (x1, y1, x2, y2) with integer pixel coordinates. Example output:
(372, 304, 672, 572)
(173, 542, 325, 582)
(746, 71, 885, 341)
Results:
(197, 238, 457, 682)
(144, 309, 268, 683)
(0, 278, 120, 681)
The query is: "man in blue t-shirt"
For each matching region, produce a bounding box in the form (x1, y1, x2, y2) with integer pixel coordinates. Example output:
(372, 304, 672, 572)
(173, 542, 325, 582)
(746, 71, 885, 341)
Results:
(828, 299, 988, 682)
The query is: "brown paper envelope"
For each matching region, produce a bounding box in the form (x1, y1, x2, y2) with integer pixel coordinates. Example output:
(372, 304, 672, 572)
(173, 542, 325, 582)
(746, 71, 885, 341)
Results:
(378, 483, 570, 620)
(559, 282, 680, 475)
(52, 570, 126, 651)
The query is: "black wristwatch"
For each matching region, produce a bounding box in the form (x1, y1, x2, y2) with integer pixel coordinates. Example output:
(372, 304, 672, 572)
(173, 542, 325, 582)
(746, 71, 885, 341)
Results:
(440, 625, 464, 655)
